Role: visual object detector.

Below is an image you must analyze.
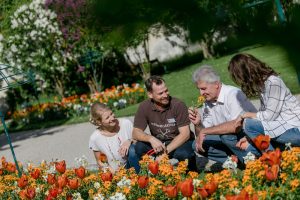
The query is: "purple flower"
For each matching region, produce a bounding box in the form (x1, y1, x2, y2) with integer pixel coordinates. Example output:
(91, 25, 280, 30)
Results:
(77, 65, 85, 72)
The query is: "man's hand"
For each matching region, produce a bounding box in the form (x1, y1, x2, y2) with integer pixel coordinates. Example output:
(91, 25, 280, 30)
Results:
(233, 116, 243, 133)
(188, 107, 201, 126)
(195, 133, 206, 152)
(149, 136, 165, 153)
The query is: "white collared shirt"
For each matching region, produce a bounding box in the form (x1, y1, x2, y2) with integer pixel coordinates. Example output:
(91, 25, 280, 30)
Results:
(200, 84, 257, 128)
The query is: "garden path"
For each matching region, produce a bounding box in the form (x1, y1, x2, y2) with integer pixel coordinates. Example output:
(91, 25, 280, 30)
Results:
(0, 95, 299, 168)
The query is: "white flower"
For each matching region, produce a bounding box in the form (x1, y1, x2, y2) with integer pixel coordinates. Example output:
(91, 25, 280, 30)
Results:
(72, 192, 83, 200)
(11, 19, 18, 28)
(93, 194, 105, 200)
(0, 34, 3, 41)
(10, 44, 18, 53)
(193, 179, 201, 187)
(74, 155, 89, 168)
(109, 192, 126, 200)
(94, 182, 101, 189)
(113, 102, 118, 107)
(285, 142, 292, 151)
(222, 156, 237, 171)
(117, 176, 131, 188)
(243, 152, 256, 164)
(118, 99, 127, 104)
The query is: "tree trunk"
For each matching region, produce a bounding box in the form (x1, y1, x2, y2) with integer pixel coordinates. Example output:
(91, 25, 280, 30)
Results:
(54, 78, 65, 98)
(200, 40, 213, 59)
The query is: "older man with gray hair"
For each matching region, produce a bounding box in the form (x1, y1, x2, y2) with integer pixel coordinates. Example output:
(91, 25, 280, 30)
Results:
(189, 65, 259, 171)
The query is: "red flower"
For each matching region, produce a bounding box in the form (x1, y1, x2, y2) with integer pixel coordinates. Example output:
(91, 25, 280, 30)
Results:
(0, 169, 3, 175)
(18, 175, 28, 189)
(197, 180, 218, 198)
(162, 185, 178, 198)
(30, 168, 41, 179)
(197, 188, 209, 199)
(75, 166, 86, 179)
(225, 189, 258, 200)
(260, 148, 281, 166)
(25, 187, 36, 199)
(98, 153, 108, 163)
(148, 161, 159, 175)
(101, 171, 113, 182)
(6, 162, 16, 173)
(180, 179, 194, 197)
(49, 187, 59, 198)
(204, 181, 218, 195)
(68, 178, 79, 190)
(57, 175, 68, 188)
(137, 175, 149, 189)
(47, 174, 56, 185)
(265, 165, 279, 181)
(55, 160, 66, 174)
(252, 135, 270, 151)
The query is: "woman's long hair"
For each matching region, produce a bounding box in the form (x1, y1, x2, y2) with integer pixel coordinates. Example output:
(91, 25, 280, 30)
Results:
(228, 53, 278, 97)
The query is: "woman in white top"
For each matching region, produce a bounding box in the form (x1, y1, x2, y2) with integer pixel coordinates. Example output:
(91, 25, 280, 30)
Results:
(89, 102, 140, 173)
(228, 53, 300, 150)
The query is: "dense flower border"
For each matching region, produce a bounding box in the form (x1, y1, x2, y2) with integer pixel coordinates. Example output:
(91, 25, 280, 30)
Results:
(1, 147, 300, 199)
(10, 83, 146, 125)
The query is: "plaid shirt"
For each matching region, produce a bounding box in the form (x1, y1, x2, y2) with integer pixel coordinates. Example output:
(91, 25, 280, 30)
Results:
(257, 75, 300, 138)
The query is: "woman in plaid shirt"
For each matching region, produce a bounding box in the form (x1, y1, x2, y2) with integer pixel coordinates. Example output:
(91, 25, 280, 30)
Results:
(228, 53, 300, 151)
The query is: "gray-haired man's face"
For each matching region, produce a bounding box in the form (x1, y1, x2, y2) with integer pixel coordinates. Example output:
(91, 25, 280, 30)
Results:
(196, 80, 220, 102)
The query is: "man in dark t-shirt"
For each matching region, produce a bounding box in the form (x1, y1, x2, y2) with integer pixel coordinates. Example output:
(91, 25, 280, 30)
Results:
(132, 75, 194, 165)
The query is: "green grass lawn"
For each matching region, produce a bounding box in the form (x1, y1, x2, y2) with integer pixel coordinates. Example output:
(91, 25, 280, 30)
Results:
(3, 44, 299, 132)
(116, 44, 300, 117)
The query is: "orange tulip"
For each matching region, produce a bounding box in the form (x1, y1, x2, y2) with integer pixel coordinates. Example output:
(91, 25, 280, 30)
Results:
(252, 135, 270, 151)
(26, 187, 36, 199)
(101, 171, 113, 182)
(137, 175, 149, 189)
(162, 185, 178, 198)
(30, 168, 41, 179)
(68, 178, 79, 190)
(75, 166, 86, 179)
(47, 174, 56, 185)
(55, 160, 66, 174)
(265, 165, 279, 181)
(0, 169, 3, 175)
(18, 175, 28, 189)
(148, 161, 159, 175)
(180, 179, 194, 197)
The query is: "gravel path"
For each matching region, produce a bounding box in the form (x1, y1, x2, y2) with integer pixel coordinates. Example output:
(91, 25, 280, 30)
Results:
(1, 95, 299, 168)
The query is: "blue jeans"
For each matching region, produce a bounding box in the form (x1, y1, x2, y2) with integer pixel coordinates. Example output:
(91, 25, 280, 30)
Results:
(192, 135, 230, 163)
(127, 144, 140, 173)
(244, 118, 300, 150)
(194, 133, 260, 164)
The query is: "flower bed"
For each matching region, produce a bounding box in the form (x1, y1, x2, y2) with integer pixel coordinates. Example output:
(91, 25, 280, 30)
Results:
(1, 147, 300, 199)
(10, 83, 146, 125)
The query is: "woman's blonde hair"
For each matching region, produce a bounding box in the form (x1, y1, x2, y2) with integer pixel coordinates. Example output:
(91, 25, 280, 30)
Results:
(89, 102, 110, 126)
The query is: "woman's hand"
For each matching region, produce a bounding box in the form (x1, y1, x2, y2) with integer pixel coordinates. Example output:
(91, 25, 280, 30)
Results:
(118, 139, 132, 157)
